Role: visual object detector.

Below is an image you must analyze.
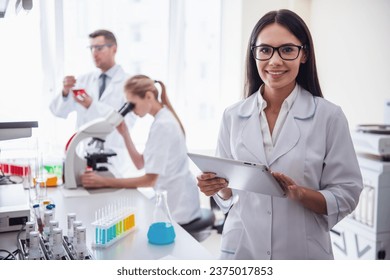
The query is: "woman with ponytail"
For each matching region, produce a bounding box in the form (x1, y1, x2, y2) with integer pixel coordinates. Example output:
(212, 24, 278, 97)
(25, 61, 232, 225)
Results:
(81, 74, 202, 225)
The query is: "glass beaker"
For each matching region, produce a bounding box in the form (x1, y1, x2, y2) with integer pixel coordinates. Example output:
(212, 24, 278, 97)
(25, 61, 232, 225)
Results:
(29, 177, 47, 206)
(147, 190, 176, 245)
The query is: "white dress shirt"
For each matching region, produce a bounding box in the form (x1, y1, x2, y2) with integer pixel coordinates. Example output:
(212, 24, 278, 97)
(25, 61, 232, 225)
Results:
(257, 84, 298, 162)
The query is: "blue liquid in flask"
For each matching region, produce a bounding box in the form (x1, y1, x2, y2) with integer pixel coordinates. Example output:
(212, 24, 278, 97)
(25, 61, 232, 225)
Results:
(147, 222, 176, 245)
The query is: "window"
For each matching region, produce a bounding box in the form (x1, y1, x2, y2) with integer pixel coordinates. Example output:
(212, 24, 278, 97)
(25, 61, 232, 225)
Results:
(59, 0, 223, 152)
(171, 0, 222, 151)
(1, 0, 227, 161)
(0, 2, 42, 158)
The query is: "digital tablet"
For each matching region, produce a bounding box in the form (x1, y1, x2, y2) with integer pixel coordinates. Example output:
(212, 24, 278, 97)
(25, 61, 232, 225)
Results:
(188, 153, 286, 197)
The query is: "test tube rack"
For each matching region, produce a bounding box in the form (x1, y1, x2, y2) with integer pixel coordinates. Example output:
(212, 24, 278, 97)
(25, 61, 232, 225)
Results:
(91, 201, 136, 248)
(63, 234, 94, 260)
(18, 235, 48, 260)
(0, 162, 30, 176)
(17, 213, 94, 260)
(18, 234, 94, 260)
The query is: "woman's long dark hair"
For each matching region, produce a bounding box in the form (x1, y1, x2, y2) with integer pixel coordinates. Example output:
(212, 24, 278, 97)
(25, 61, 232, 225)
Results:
(244, 9, 323, 98)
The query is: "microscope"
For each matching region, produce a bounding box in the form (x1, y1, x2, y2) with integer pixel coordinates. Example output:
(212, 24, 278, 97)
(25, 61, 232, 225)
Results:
(63, 103, 134, 189)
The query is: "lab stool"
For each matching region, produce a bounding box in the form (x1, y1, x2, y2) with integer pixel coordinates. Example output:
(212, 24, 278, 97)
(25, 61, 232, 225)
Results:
(180, 208, 216, 242)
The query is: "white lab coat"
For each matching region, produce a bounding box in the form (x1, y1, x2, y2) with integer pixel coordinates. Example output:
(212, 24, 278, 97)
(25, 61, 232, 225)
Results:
(50, 65, 135, 174)
(214, 84, 363, 259)
(144, 107, 202, 225)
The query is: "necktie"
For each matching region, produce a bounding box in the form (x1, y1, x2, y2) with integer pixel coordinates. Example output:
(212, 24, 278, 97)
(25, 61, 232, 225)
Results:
(99, 73, 107, 99)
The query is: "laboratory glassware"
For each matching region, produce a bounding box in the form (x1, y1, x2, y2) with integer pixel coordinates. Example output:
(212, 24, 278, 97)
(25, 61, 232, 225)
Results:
(147, 190, 176, 245)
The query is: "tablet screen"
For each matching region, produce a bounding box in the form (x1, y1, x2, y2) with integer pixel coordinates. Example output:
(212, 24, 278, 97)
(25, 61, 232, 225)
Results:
(188, 153, 286, 197)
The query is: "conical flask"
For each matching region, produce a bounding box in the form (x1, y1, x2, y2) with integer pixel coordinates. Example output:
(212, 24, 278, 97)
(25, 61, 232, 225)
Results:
(147, 190, 176, 245)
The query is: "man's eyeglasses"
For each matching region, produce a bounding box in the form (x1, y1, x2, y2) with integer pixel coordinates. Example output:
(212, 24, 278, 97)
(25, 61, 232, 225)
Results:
(88, 44, 113, 52)
(251, 44, 305, 61)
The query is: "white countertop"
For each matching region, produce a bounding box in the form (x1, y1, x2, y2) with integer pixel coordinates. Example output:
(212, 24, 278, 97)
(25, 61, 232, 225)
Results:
(0, 185, 215, 260)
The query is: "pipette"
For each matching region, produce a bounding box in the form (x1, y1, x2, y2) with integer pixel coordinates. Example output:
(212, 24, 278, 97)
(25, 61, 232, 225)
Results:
(32, 203, 43, 233)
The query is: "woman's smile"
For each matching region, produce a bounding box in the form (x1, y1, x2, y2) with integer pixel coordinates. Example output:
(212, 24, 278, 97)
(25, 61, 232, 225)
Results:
(265, 69, 288, 79)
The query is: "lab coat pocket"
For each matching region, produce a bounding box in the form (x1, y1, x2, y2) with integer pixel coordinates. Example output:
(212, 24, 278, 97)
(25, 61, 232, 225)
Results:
(306, 213, 333, 259)
(219, 228, 243, 260)
(307, 237, 332, 259)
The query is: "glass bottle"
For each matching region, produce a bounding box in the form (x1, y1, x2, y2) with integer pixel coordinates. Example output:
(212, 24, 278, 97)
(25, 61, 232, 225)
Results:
(147, 190, 176, 245)
(29, 178, 46, 208)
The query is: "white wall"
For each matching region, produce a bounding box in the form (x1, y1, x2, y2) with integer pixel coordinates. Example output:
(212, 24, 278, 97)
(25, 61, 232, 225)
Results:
(311, 0, 390, 128)
(231, 0, 390, 128)
(233, 0, 310, 96)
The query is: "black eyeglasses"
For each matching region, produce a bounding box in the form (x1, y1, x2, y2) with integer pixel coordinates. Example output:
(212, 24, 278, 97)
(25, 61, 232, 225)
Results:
(88, 44, 113, 52)
(251, 44, 305, 61)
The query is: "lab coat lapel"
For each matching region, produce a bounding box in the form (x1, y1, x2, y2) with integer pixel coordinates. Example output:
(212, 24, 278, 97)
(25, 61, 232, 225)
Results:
(268, 86, 317, 166)
(239, 95, 268, 165)
(269, 112, 300, 166)
(91, 74, 100, 100)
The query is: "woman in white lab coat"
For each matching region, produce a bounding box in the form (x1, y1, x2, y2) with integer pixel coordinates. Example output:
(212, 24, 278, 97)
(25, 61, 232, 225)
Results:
(81, 75, 202, 225)
(197, 9, 363, 259)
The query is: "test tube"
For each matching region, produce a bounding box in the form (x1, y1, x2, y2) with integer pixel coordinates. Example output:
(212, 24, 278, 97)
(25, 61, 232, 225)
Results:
(48, 220, 59, 247)
(32, 204, 43, 233)
(46, 204, 56, 219)
(72, 220, 83, 247)
(22, 164, 31, 190)
(95, 210, 100, 245)
(52, 228, 65, 260)
(67, 213, 76, 242)
(28, 231, 41, 260)
(91, 199, 136, 248)
(43, 210, 53, 239)
(35, 178, 47, 201)
(75, 226, 87, 259)
(25, 221, 35, 247)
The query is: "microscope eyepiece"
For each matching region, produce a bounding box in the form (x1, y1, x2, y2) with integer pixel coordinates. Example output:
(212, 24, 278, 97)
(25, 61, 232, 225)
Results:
(118, 102, 135, 117)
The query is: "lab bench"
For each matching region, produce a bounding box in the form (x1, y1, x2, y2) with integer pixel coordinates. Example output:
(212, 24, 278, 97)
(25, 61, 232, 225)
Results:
(0, 185, 215, 260)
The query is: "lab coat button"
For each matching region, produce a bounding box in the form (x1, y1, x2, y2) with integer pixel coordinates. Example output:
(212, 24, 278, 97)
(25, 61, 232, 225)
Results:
(267, 210, 271, 215)
(267, 251, 270, 255)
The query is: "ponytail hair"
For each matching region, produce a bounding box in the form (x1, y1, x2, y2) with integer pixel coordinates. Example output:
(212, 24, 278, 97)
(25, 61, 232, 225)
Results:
(154, 80, 185, 135)
(124, 75, 185, 135)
